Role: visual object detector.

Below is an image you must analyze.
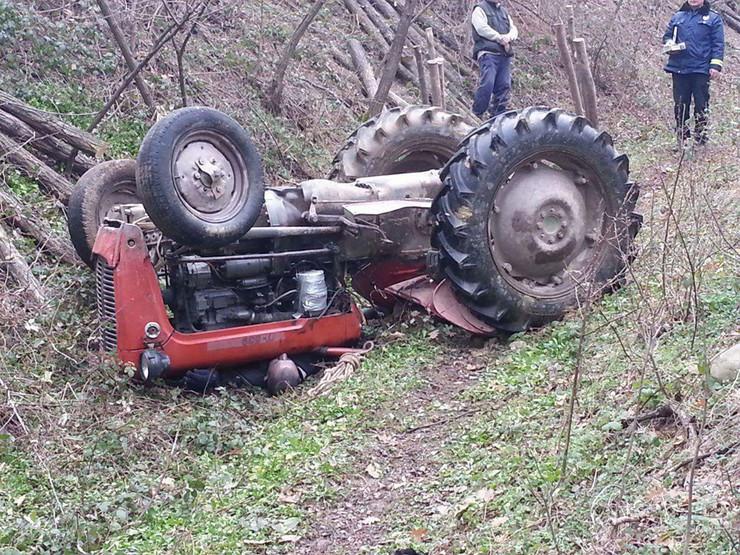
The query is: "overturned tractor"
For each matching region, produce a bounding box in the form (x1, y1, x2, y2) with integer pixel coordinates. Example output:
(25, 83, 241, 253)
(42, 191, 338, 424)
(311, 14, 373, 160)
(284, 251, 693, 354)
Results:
(68, 105, 641, 385)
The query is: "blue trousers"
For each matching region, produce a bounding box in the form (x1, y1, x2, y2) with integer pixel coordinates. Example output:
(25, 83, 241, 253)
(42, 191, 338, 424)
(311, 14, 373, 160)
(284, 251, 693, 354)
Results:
(472, 54, 512, 118)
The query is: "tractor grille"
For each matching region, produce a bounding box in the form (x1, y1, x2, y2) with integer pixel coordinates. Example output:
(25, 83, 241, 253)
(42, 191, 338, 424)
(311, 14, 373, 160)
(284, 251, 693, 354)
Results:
(95, 258, 118, 353)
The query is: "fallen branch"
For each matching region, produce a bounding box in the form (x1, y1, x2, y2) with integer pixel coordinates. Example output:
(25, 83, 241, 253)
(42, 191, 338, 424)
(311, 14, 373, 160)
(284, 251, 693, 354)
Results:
(348, 39, 408, 108)
(0, 221, 46, 304)
(0, 91, 106, 157)
(348, 39, 380, 96)
(0, 184, 78, 265)
(0, 132, 73, 203)
(719, 8, 740, 33)
(620, 404, 677, 429)
(343, 0, 416, 83)
(673, 440, 740, 472)
(0, 110, 95, 174)
(358, 0, 395, 43)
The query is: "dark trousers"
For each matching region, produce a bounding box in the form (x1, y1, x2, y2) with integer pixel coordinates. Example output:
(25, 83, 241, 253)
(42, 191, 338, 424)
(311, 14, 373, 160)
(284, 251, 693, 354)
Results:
(472, 54, 512, 118)
(672, 73, 710, 144)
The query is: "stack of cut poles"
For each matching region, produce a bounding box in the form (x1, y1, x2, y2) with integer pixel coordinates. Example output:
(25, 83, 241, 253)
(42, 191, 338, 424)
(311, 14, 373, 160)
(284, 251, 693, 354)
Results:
(552, 5, 599, 126)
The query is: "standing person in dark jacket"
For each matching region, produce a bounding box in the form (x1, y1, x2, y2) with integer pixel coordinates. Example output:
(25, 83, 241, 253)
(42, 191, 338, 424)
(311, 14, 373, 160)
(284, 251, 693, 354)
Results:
(663, 0, 725, 146)
(471, 0, 518, 119)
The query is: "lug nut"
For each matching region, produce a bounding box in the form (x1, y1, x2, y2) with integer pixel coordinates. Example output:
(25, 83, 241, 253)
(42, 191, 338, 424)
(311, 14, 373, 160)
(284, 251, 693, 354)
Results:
(502, 263, 513, 273)
(536, 222, 543, 230)
(557, 231, 564, 239)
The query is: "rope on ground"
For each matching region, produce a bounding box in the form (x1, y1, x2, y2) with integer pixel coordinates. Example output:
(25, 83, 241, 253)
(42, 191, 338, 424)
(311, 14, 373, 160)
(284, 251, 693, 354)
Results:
(306, 341, 374, 398)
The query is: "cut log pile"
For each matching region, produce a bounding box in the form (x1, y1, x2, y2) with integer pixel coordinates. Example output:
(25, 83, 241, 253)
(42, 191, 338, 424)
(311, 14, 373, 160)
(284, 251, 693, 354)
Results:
(0, 90, 105, 301)
(342, 0, 477, 121)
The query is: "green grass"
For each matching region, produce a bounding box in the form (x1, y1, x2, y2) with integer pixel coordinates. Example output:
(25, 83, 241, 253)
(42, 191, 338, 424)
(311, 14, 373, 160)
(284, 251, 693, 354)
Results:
(0, 329, 439, 553)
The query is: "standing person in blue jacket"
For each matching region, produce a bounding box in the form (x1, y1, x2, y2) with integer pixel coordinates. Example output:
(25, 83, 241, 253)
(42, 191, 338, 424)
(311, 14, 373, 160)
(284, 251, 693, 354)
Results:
(471, 1, 518, 119)
(663, 0, 725, 147)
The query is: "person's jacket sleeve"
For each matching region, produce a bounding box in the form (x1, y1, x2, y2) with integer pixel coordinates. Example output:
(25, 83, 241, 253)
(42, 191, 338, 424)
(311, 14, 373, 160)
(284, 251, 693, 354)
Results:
(663, 13, 679, 43)
(472, 7, 518, 42)
(709, 14, 724, 72)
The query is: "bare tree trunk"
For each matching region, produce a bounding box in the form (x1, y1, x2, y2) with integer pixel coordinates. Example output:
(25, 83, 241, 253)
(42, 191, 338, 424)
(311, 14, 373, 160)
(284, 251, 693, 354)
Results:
(573, 38, 598, 126)
(553, 23, 585, 116)
(0, 222, 46, 304)
(425, 28, 443, 107)
(95, 0, 156, 113)
(0, 91, 106, 157)
(412, 44, 430, 103)
(566, 4, 576, 49)
(0, 132, 73, 203)
(0, 185, 78, 265)
(267, 0, 327, 114)
(87, 13, 193, 132)
(367, 0, 418, 117)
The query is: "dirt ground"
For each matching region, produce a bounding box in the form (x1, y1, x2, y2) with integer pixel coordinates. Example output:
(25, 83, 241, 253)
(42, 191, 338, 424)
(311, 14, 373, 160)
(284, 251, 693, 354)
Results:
(297, 340, 497, 554)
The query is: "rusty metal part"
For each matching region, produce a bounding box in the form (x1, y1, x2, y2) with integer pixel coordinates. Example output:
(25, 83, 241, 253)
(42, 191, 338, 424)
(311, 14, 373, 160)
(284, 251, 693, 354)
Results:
(351, 260, 427, 309)
(266, 354, 304, 395)
(242, 226, 342, 239)
(172, 130, 248, 222)
(489, 162, 605, 298)
(340, 200, 433, 260)
(384, 276, 497, 335)
(299, 170, 443, 216)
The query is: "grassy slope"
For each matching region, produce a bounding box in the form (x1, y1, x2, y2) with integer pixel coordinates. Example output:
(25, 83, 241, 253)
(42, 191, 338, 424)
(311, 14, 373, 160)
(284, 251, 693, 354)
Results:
(1, 1, 739, 553)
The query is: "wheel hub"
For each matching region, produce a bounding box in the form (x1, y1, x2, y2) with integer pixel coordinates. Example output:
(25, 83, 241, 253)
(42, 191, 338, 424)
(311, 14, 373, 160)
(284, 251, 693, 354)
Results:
(174, 141, 235, 214)
(490, 165, 589, 286)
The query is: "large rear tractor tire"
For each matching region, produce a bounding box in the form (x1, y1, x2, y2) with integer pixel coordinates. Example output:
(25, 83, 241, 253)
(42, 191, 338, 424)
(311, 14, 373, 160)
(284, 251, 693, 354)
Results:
(330, 105, 472, 181)
(67, 159, 140, 268)
(433, 107, 641, 332)
(136, 107, 264, 249)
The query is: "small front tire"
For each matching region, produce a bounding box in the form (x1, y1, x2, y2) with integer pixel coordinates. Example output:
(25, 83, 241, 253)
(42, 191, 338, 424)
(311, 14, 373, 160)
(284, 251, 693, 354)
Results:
(136, 107, 265, 249)
(67, 159, 140, 268)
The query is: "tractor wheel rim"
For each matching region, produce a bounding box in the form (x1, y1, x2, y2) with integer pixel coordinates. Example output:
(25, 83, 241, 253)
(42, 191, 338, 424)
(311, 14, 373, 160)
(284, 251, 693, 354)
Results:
(488, 155, 608, 299)
(172, 130, 247, 223)
(97, 182, 140, 224)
